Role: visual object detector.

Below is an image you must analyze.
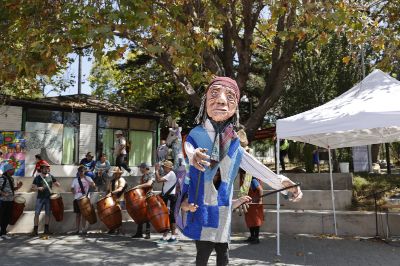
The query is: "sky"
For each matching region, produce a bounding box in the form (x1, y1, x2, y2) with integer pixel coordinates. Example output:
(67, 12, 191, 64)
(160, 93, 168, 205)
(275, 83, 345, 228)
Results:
(44, 53, 94, 97)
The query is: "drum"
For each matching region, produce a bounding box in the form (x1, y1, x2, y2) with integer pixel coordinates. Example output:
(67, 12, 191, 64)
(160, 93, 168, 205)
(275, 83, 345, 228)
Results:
(50, 193, 64, 222)
(96, 195, 122, 230)
(9, 196, 26, 225)
(78, 196, 97, 224)
(124, 188, 148, 224)
(146, 194, 170, 233)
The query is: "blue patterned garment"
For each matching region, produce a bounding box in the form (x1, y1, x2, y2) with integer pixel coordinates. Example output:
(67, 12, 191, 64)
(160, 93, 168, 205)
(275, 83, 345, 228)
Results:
(179, 125, 243, 243)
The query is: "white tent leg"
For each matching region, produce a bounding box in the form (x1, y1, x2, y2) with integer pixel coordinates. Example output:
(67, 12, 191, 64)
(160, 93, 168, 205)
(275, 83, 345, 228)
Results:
(276, 139, 281, 256)
(328, 148, 338, 235)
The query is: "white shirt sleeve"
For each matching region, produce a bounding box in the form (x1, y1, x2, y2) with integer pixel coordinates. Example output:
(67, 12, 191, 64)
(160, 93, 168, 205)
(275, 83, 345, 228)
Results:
(164, 171, 176, 182)
(184, 141, 196, 165)
(240, 148, 290, 192)
(71, 179, 76, 188)
(85, 176, 94, 183)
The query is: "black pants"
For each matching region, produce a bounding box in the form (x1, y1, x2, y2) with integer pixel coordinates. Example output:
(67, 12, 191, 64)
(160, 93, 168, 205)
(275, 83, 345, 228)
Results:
(116, 154, 131, 173)
(162, 194, 177, 224)
(136, 222, 150, 235)
(0, 201, 13, 236)
(280, 150, 288, 171)
(195, 240, 229, 266)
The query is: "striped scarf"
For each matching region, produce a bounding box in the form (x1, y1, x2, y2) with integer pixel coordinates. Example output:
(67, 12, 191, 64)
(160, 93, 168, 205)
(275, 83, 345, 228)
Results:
(209, 120, 238, 168)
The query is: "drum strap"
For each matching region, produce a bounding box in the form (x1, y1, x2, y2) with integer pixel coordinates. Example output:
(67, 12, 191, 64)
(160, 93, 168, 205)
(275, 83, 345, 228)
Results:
(1, 175, 14, 195)
(162, 181, 176, 197)
(40, 175, 53, 194)
(77, 177, 86, 196)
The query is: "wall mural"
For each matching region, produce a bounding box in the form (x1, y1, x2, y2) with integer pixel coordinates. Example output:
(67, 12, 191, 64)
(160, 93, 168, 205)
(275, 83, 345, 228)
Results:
(0, 131, 26, 176)
(25, 122, 63, 165)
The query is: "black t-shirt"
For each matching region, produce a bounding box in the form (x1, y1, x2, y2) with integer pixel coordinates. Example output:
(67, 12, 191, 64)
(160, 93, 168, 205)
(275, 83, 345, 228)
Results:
(33, 174, 57, 199)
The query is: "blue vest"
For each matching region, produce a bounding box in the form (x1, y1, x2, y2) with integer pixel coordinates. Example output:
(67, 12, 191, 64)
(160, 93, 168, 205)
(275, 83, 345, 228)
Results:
(181, 125, 243, 243)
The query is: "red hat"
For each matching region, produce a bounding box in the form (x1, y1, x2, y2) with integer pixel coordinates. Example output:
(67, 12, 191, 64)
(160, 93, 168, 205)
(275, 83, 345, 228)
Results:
(207, 76, 240, 102)
(40, 161, 50, 168)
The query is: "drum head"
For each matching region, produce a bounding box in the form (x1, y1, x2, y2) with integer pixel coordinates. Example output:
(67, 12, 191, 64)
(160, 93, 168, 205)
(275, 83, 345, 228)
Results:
(50, 193, 60, 199)
(78, 195, 88, 201)
(14, 196, 26, 204)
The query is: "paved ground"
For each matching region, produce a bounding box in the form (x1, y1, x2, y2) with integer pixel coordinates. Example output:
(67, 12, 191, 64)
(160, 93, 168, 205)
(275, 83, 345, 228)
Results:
(0, 232, 399, 265)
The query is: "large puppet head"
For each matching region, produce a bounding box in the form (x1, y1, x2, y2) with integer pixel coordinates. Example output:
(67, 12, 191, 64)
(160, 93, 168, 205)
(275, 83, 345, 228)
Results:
(196, 76, 240, 125)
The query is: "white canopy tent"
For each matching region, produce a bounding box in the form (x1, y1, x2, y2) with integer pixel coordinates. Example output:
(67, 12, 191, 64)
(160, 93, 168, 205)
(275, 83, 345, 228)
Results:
(275, 69, 400, 254)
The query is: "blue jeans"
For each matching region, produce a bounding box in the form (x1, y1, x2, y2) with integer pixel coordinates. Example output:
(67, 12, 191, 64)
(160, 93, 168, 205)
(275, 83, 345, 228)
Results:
(35, 198, 51, 215)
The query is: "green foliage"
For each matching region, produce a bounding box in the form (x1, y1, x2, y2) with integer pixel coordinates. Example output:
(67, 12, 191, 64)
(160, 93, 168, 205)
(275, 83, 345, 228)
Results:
(90, 51, 197, 129)
(277, 35, 363, 117)
(1, 0, 400, 132)
(352, 173, 400, 211)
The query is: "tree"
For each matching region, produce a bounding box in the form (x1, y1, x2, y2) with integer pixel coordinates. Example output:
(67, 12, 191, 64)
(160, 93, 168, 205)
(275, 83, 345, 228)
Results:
(1, 1, 399, 136)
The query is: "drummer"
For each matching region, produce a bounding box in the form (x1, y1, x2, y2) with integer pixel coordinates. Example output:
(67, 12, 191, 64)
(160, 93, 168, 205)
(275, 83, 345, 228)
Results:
(105, 167, 127, 234)
(0, 162, 22, 240)
(155, 160, 178, 243)
(31, 161, 60, 236)
(71, 165, 96, 234)
(132, 162, 154, 239)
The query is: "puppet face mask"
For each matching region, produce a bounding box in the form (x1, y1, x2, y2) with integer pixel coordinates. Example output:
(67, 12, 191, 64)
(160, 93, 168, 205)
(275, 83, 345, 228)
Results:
(206, 85, 238, 122)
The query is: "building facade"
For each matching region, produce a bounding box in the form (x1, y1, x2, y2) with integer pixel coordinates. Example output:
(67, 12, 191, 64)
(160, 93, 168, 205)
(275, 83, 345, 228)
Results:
(0, 94, 160, 177)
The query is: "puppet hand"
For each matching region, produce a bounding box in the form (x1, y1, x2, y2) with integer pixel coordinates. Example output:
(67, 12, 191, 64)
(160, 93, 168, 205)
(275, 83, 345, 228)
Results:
(233, 195, 251, 211)
(282, 180, 303, 202)
(188, 203, 199, 212)
(193, 148, 210, 172)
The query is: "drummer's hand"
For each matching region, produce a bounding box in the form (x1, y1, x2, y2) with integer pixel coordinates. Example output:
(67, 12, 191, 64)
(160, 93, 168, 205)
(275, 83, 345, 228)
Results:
(192, 148, 210, 172)
(282, 180, 302, 202)
(38, 187, 45, 192)
(55, 182, 61, 187)
(17, 181, 23, 188)
(155, 163, 160, 171)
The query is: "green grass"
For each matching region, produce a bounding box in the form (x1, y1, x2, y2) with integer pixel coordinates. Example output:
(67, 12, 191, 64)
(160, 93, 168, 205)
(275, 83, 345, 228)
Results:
(351, 173, 400, 211)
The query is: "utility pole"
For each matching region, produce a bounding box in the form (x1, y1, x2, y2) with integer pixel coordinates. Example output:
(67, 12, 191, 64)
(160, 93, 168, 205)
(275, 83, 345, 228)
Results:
(78, 53, 82, 94)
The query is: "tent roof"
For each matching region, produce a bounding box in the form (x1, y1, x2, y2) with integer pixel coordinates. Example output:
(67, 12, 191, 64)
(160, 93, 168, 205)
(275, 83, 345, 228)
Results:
(276, 69, 400, 148)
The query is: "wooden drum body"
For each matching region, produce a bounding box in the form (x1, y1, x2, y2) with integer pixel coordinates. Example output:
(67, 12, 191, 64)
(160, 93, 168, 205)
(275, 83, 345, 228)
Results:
(146, 195, 170, 233)
(78, 196, 97, 224)
(124, 188, 148, 224)
(50, 193, 64, 222)
(9, 196, 26, 225)
(96, 195, 122, 230)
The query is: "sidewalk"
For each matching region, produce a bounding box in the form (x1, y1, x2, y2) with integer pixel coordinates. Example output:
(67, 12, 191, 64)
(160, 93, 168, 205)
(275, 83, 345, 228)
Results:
(0, 232, 399, 265)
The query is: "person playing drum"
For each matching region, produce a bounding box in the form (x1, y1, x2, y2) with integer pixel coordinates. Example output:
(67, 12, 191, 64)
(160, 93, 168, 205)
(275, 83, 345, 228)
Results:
(132, 162, 154, 239)
(0, 162, 22, 240)
(178, 76, 303, 266)
(71, 165, 96, 234)
(105, 167, 127, 234)
(155, 160, 178, 244)
(31, 161, 60, 236)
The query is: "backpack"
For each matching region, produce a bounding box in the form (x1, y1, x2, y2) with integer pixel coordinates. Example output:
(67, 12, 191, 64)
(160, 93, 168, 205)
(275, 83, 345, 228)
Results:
(126, 140, 131, 153)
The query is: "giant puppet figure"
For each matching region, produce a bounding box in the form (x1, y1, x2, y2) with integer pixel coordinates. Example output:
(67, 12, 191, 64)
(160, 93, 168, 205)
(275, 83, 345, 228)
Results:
(177, 76, 302, 266)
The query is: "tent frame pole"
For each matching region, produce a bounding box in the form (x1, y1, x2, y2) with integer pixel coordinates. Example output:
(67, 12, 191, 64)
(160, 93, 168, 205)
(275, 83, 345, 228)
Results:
(276, 138, 281, 256)
(328, 148, 338, 235)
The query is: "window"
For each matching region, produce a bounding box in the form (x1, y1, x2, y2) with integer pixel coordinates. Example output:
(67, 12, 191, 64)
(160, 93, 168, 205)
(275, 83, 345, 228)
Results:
(129, 118, 157, 131)
(128, 130, 155, 166)
(26, 109, 63, 124)
(97, 115, 156, 166)
(25, 108, 79, 165)
(98, 115, 128, 129)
